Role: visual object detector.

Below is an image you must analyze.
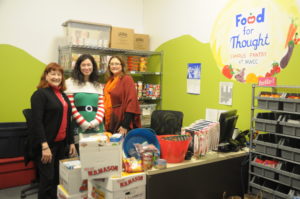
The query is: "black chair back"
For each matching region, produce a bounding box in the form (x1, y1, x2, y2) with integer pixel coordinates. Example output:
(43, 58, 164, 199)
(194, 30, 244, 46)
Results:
(22, 109, 34, 166)
(150, 110, 183, 135)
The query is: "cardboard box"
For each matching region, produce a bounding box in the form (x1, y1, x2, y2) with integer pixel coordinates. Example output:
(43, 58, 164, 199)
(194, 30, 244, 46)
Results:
(59, 157, 87, 195)
(134, 34, 150, 51)
(79, 134, 122, 179)
(88, 172, 146, 199)
(110, 27, 134, 50)
(57, 184, 88, 199)
(62, 20, 111, 47)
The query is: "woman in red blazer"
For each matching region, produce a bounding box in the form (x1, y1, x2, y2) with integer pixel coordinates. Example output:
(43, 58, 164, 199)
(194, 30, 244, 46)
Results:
(104, 56, 141, 134)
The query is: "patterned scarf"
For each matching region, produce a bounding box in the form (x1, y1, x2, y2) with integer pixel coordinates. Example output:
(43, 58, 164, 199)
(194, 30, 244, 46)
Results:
(104, 76, 120, 131)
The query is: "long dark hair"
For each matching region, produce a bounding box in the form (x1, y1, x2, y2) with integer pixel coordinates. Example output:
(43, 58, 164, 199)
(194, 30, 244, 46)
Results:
(104, 56, 127, 81)
(71, 54, 99, 85)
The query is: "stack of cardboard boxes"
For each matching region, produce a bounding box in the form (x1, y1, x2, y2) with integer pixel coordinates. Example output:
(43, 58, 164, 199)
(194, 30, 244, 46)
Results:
(57, 134, 146, 199)
(110, 27, 149, 51)
(62, 20, 150, 51)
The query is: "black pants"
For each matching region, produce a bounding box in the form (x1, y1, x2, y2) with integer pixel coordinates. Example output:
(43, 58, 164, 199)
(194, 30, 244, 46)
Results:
(36, 141, 66, 199)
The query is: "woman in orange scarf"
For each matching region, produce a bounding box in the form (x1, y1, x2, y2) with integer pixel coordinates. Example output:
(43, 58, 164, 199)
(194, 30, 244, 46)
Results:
(104, 56, 141, 134)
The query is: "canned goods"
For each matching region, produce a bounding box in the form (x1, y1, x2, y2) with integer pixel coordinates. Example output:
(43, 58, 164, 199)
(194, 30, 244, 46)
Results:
(142, 152, 153, 171)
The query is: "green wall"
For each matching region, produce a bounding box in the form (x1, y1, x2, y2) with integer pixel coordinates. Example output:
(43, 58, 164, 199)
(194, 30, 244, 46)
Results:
(157, 35, 300, 131)
(1, 38, 300, 130)
(0, 44, 45, 122)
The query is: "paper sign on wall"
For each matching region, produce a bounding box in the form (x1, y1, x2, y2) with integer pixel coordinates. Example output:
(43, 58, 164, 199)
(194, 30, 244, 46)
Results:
(219, 82, 233, 105)
(187, 63, 201, 95)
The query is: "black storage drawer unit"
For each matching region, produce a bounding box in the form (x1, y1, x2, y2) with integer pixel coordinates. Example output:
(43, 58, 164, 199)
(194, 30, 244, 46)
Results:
(0, 122, 28, 158)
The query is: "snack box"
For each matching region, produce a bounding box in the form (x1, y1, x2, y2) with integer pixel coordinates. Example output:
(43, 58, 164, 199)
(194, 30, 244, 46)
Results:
(88, 172, 146, 199)
(79, 134, 122, 179)
(57, 184, 88, 199)
(59, 157, 87, 194)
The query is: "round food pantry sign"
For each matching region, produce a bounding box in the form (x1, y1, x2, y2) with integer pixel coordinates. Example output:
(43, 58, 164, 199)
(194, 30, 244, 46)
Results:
(210, 0, 300, 83)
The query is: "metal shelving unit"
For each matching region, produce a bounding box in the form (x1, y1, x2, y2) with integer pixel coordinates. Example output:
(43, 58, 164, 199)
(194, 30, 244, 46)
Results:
(249, 85, 300, 199)
(58, 45, 163, 126)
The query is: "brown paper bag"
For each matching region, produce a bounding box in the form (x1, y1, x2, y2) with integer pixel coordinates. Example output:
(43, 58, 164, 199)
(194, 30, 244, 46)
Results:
(222, 192, 241, 199)
(244, 192, 263, 199)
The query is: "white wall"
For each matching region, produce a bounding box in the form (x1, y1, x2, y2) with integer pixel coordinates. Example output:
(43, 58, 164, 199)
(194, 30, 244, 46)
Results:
(3, 0, 299, 61)
(143, 0, 230, 49)
(0, 0, 144, 63)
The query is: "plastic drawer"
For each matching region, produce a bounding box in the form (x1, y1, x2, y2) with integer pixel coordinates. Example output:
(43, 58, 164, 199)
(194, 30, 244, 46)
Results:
(255, 120, 278, 133)
(253, 164, 263, 176)
(250, 187, 261, 197)
(279, 173, 291, 186)
(252, 161, 276, 180)
(255, 112, 279, 133)
(264, 169, 276, 180)
(280, 121, 300, 137)
(278, 163, 293, 186)
(273, 185, 294, 199)
(283, 99, 300, 113)
(291, 165, 300, 190)
(279, 138, 300, 162)
(254, 134, 279, 156)
(257, 94, 282, 110)
(262, 180, 277, 199)
(250, 176, 264, 188)
(249, 177, 265, 198)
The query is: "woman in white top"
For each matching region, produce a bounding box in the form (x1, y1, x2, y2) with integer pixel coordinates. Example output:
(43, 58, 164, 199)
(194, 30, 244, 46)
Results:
(65, 54, 104, 134)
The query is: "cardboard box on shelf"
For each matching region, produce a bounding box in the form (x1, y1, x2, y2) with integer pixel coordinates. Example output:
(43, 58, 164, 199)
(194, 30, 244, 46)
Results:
(134, 34, 150, 51)
(110, 27, 134, 50)
(79, 134, 122, 180)
(59, 157, 87, 195)
(57, 184, 88, 199)
(62, 20, 111, 47)
(88, 172, 146, 199)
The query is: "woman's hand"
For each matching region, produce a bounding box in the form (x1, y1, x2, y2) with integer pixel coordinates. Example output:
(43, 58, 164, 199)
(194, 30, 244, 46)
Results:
(90, 119, 99, 130)
(41, 147, 52, 164)
(69, 144, 77, 157)
(118, 126, 128, 135)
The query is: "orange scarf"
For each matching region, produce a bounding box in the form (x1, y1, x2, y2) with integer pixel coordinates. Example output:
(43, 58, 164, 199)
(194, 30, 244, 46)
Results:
(104, 76, 120, 130)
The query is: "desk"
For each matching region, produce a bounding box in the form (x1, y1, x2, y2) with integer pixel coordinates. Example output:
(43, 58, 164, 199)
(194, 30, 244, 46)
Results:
(145, 149, 249, 199)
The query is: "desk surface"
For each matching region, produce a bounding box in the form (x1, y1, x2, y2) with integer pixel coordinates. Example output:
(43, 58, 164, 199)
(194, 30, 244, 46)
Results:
(146, 148, 249, 175)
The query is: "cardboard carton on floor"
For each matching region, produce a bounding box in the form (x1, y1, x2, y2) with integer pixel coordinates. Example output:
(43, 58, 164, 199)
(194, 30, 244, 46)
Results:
(59, 157, 87, 195)
(88, 172, 146, 199)
(79, 134, 122, 179)
(57, 184, 88, 199)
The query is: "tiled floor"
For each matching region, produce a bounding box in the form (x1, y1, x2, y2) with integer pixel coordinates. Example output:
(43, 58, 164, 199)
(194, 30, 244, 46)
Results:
(0, 184, 37, 199)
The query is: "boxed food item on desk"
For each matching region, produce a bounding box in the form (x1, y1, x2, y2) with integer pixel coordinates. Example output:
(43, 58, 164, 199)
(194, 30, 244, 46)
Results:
(57, 184, 88, 199)
(140, 104, 156, 126)
(59, 157, 87, 195)
(79, 134, 122, 179)
(110, 27, 134, 50)
(134, 34, 150, 51)
(88, 172, 146, 199)
(62, 20, 111, 47)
